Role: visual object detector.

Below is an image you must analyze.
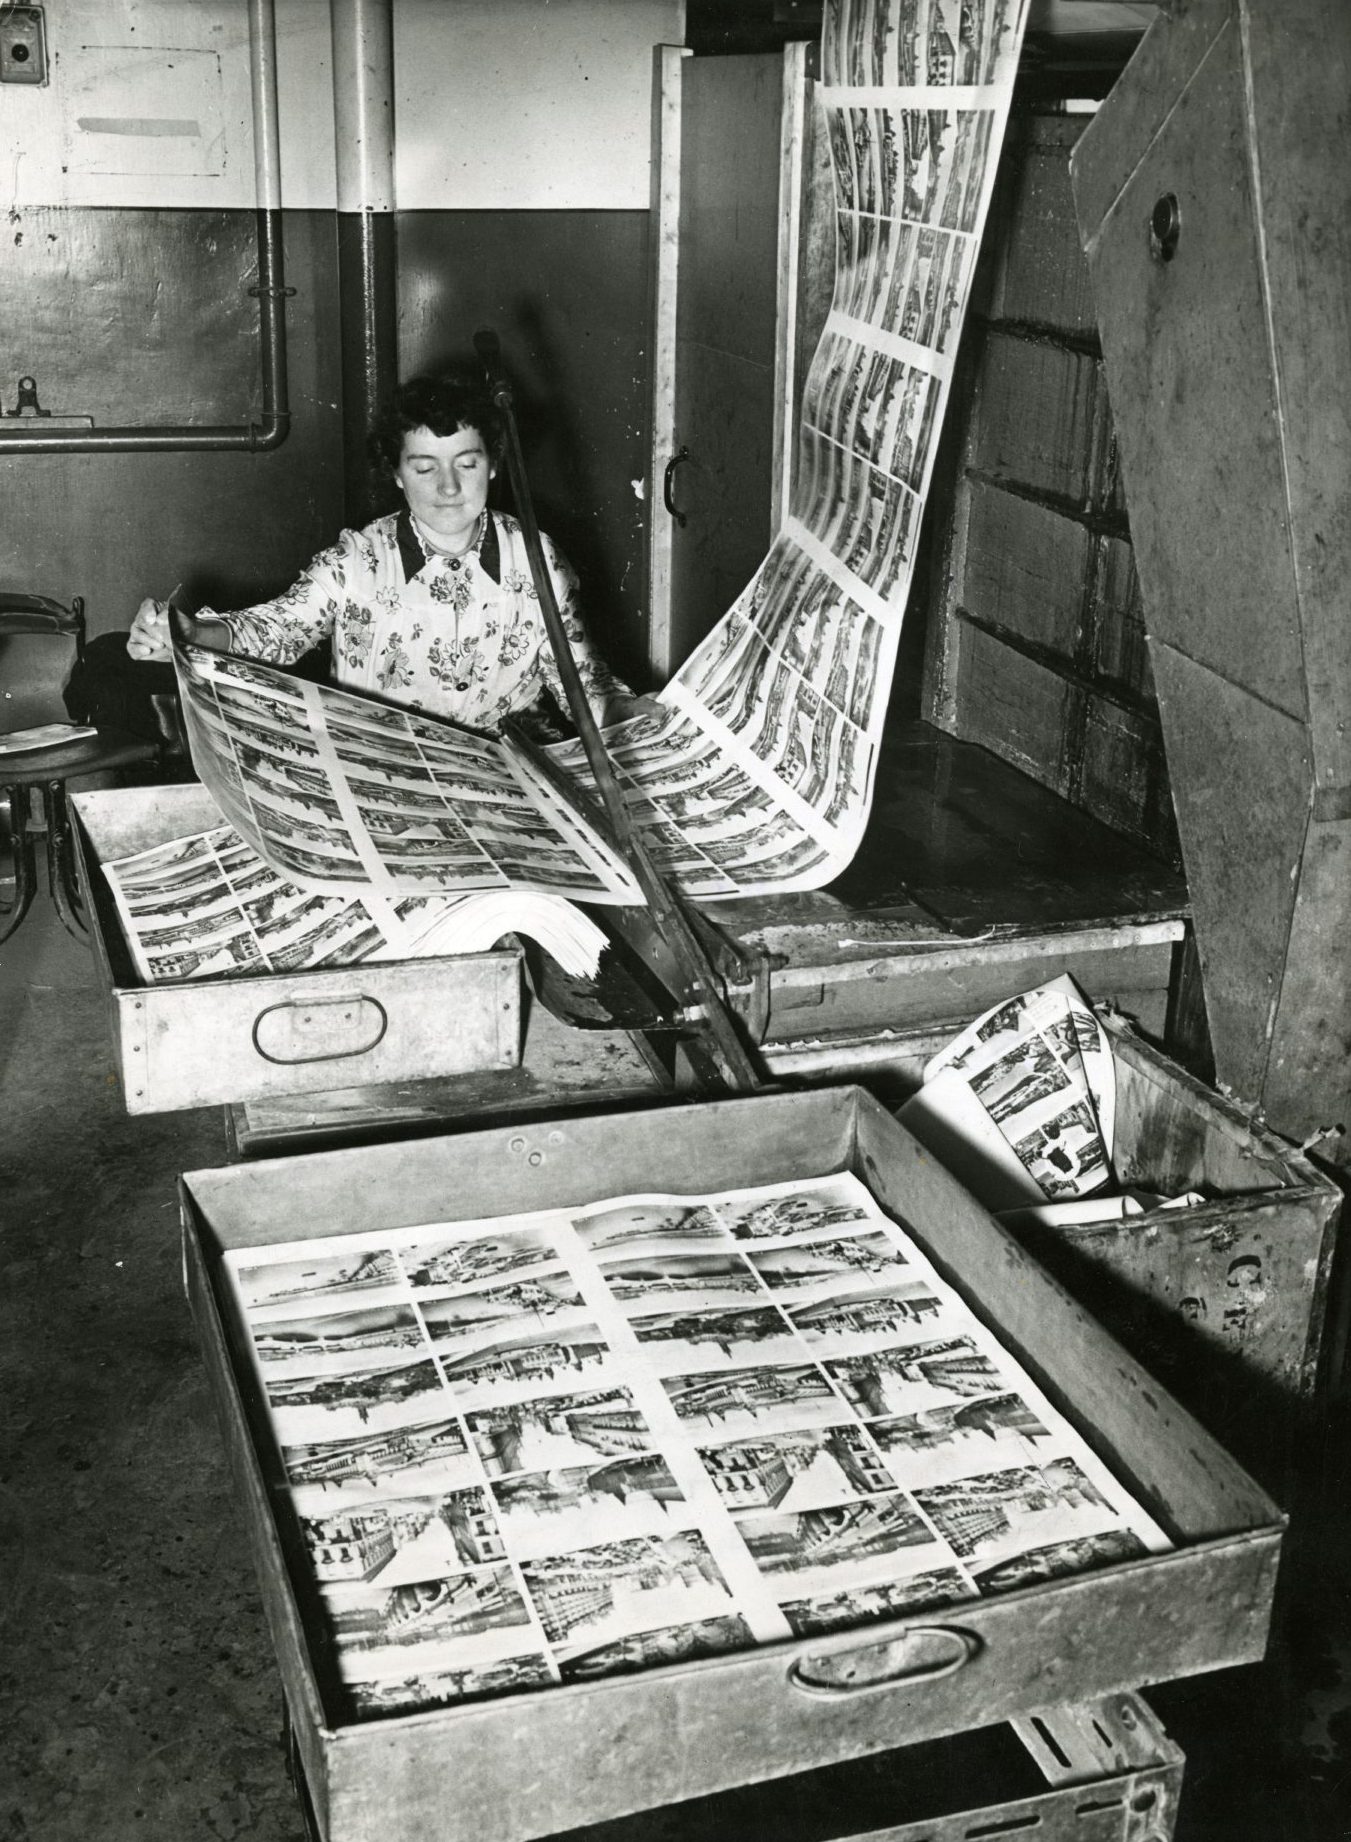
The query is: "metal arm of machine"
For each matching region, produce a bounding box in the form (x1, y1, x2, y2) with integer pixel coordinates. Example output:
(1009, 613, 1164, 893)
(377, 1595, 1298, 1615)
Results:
(475, 328, 764, 1095)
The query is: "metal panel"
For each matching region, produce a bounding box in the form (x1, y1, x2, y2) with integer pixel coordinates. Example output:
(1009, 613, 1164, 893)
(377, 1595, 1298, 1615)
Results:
(1237, 0, 1351, 802)
(1263, 815, 1351, 1149)
(1146, 645, 1308, 1108)
(667, 52, 785, 669)
(1073, 11, 1306, 720)
(180, 1085, 1278, 1842)
(1072, 0, 1351, 1149)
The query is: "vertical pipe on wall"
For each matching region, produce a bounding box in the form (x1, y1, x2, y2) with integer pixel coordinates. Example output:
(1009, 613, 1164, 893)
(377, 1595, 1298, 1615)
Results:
(331, 0, 398, 526)
(250, 0, 291, 449)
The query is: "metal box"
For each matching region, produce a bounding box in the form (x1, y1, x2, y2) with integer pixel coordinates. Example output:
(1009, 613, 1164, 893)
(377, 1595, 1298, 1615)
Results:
(182, 1085, 1281, 1842)
(278, 1686, 1185, 1842)
(73, 783, 523, 1116)
(1007, 1015, 1343, 1483)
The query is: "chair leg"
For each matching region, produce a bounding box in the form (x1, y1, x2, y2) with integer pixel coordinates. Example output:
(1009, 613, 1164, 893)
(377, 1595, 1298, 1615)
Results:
(0, 785, 38, 944)
(44, 783, 90, 943)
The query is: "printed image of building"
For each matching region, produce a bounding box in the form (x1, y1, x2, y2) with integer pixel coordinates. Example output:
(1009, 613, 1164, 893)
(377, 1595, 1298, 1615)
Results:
(306, 1509, 398, 1582)
(284, 1416, 467, 1489)
(663, 1363, 834, 1427)
(469, 1391, 652, 1478)
(348, 1648, 555, 1716)
(790, 1288, 941, 1341)
(440, 1489, 507, 1566)
(242, 1249, 401, 1310)
(268, 1357, 442, 1414)
(378, 1568, 522, 1643)
(701, 1424, 892, 1510)
(494, 1455, 683, 1522)
(524, 1534, 726, 1644)
(916, 1459, 1114, 1561)
(603, 1256, 758, 1304)
(561, 1614, 753, 1682)
(727, 1192, 867, 1241)
(972, 1528, 1148, 1595)
(743, 1496, 935, 1576)
(422, 1276, 584, 1344)
(781, 1566, 974, 1638)
(439, 1333, 607, 1391)
(869, 1392, 1048, 1459)
(253, 1306, 422, 1363)
(404, 1230, 554, 1290)
(632, 1304, 793, 1357)
(828, 1339, 1001, 1416)
(750, 1233, 906, 1291)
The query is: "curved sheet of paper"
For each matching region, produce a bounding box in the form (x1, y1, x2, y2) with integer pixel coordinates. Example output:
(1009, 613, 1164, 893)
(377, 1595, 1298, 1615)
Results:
(175, 0, 1029, 907)
(540, 0, 1032, 900)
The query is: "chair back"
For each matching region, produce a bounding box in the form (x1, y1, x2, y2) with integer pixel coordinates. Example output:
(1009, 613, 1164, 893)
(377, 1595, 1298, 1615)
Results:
(0, 593, 85, 735)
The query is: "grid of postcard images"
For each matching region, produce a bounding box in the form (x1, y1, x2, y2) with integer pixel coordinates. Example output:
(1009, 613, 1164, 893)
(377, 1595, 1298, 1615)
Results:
(224, 1168, 1168, 1721)
(152, 0, 1033, 921)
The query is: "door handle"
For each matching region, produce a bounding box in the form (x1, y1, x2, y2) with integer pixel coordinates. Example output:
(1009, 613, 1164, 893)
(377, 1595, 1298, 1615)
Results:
(663, 446, 691, 527)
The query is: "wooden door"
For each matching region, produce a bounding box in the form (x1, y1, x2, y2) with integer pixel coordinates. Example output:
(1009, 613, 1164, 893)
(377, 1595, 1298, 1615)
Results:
(646, 46, 817, 681)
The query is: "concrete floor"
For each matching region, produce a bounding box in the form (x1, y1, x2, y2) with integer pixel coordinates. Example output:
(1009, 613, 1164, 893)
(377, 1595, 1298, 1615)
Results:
(2, 892, 1349, 1842)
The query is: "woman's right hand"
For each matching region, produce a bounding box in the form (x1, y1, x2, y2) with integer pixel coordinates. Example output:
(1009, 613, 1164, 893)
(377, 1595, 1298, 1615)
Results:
(127, 596, 174, 663)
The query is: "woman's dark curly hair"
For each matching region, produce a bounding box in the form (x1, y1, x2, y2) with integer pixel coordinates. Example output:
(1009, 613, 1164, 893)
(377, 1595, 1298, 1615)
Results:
(368, 371, 505, 474)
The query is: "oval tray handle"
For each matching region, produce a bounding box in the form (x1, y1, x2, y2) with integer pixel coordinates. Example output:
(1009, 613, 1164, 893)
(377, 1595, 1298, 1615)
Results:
(252, 994, 388, 1064)
(788, 1624, 979, 1697)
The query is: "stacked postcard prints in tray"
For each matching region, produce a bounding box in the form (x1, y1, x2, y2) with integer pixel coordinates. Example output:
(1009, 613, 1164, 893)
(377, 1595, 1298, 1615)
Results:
(101, 822, 463, 983)
(223, 1171, 1169, 1721)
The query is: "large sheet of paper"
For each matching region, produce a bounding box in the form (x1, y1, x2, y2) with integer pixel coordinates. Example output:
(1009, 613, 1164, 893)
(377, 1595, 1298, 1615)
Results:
(103, 820, 611, 983)
(224, 1167, 1169, 1720)
(174, 0, 1029, 906)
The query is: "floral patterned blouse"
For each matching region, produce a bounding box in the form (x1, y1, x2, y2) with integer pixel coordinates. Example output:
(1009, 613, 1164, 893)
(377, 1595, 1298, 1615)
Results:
(212, 509, 632, 732)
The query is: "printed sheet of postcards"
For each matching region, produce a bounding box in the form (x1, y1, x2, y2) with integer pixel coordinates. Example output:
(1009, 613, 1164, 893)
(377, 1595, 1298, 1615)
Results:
(223, 1170, 1169, 1720)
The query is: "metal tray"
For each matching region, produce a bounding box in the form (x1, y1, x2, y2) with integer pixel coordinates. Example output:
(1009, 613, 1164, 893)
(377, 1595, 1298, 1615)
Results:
(181, 1085, 1282, 1842)
(73, 784, 522, 1115)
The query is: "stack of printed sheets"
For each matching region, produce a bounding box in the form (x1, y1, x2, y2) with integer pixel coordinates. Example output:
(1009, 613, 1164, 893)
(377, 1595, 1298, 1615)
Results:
(225, 1169, 1169, 1720)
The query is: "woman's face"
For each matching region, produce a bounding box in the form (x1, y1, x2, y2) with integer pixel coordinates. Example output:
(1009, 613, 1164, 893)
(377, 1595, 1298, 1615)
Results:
(395, 422, 494, 549)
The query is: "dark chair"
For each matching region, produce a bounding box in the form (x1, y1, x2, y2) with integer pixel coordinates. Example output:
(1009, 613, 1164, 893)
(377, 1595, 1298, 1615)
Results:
(0, 592, 159, 943)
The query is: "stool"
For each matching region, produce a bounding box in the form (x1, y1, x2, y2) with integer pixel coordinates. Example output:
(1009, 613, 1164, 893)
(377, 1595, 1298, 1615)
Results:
(1, 592, 159, 943)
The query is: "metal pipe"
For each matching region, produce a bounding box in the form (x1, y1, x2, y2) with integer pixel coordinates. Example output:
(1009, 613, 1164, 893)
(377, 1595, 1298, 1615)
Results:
(0, 0, 291, 454)
(330, 0, 397, 524)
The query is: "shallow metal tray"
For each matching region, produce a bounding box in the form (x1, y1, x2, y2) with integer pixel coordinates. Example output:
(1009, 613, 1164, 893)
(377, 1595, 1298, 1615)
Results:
(72, 783, 522, 1115)
(181, 1085, 1282, 1842)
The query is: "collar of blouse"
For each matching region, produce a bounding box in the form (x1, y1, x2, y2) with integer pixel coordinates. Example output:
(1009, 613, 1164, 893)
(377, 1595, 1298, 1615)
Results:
(395, 507, 502, 587)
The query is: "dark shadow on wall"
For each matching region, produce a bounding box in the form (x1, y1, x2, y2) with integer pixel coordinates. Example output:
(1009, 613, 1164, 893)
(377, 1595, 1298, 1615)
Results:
(398, 209, 654, 693)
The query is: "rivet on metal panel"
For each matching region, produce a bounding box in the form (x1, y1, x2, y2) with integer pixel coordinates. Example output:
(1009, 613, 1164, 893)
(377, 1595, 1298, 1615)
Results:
(134, 1000, 143, 1011)
(528, 1151, 543, 1167)
(548, 1130, 564, 1145)
(1118, 1701, 1139, 1729)
(508, 1136, 527, 1154)
(132, 1044, 141, 1053)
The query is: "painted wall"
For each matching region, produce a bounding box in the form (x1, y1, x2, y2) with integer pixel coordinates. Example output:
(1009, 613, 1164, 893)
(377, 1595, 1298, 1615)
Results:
(6, 0, 680, 210)
(1, 0, 682, 666)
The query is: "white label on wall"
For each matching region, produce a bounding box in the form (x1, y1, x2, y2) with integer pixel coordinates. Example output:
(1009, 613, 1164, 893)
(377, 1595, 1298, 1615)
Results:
(64, 44, 225, 178)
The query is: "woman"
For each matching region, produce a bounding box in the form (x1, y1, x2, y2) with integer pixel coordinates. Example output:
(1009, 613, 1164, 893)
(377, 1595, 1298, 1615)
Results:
(127, 371, 641, 736)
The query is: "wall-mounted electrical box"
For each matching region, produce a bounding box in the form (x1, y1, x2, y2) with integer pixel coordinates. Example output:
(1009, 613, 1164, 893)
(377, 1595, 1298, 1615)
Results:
(0, 6, 47, 84)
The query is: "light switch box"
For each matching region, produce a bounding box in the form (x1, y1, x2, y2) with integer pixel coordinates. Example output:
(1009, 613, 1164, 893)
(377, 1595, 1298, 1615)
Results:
(0, 6, 47, 85)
